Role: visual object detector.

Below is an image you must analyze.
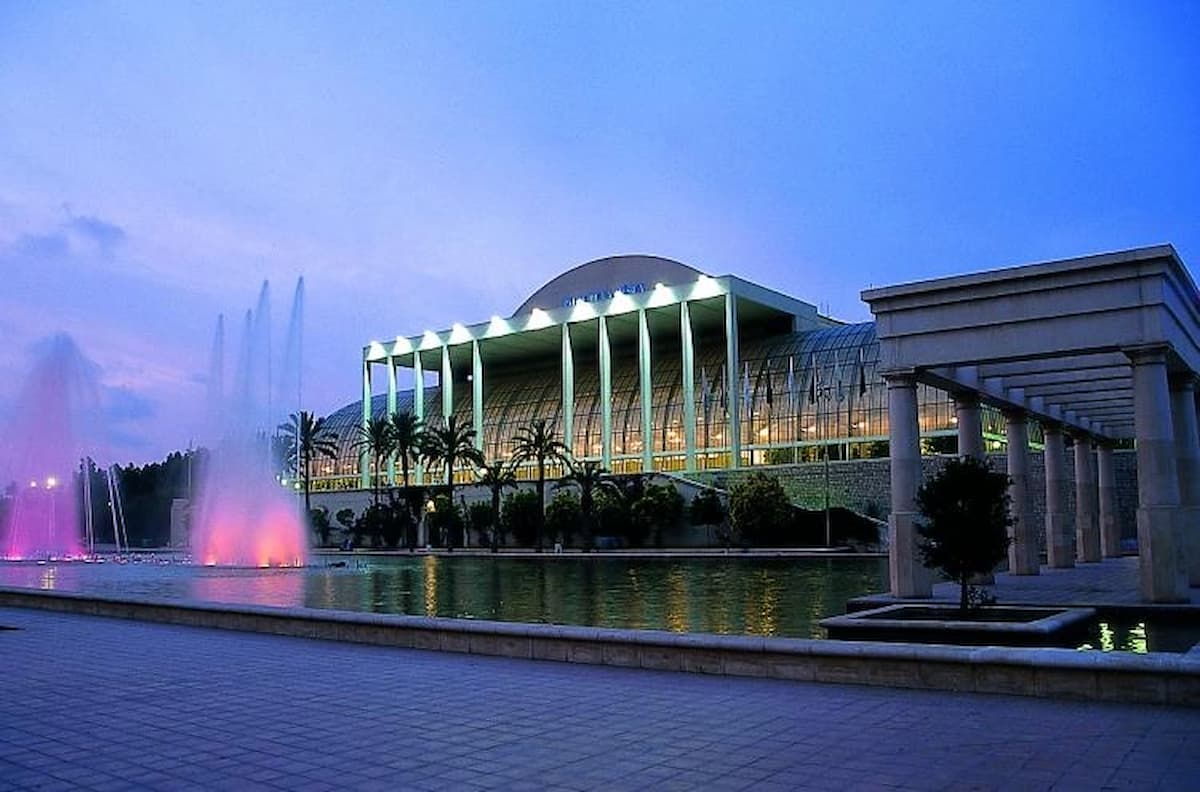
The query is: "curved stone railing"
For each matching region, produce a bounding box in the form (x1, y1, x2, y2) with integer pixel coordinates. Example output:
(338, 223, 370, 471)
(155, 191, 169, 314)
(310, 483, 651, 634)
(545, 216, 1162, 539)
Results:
(1, 586, 1196, 706)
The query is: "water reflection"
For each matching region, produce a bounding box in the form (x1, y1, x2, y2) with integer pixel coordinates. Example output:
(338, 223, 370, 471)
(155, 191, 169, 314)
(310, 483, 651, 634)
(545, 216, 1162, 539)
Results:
(0, 556, 889, 638)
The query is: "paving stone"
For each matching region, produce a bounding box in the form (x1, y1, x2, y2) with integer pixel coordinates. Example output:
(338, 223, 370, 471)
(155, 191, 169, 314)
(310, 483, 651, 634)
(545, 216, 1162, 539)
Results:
(1, 607, 1198, 791)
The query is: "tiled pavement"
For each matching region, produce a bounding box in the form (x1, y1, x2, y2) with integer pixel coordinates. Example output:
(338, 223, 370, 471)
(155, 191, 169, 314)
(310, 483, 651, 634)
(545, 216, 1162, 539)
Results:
(932, 557, 1200, 607)
(2, 608, 1198, 791)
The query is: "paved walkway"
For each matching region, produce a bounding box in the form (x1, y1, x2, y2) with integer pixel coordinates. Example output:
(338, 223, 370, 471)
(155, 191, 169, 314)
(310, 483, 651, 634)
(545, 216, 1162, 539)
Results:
(937, 557, 1200, 607)
(1, 608, 1197, 791)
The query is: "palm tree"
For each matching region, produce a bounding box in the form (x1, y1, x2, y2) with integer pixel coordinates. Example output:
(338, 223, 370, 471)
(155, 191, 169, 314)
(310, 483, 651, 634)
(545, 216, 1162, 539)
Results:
(512, 418, 571, 550)
(477, 459, 518, 552)
(388, 411, 425, 491)
(559, 459, 615, 549)
(277, 411, 340, 515)
(354, 416, 395, 505)
(421, 415, 483, 546)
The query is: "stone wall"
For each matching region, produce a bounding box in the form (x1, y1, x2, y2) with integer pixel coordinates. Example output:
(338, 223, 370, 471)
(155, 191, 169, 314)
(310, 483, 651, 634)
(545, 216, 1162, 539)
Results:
(690, 449, 1140, 550)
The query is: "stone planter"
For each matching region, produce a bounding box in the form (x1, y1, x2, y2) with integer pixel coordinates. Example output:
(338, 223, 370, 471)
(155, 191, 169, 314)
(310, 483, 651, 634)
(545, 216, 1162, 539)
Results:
(821, 604, 1096, 647)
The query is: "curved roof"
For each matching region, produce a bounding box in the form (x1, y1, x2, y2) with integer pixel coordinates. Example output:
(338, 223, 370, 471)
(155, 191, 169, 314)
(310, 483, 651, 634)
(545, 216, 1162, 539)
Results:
(511, 255, 706, 317)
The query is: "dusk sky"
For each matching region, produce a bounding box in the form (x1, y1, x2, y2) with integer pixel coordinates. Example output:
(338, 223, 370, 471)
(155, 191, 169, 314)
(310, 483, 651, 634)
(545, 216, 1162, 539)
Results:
(1, 2, 1197, 465)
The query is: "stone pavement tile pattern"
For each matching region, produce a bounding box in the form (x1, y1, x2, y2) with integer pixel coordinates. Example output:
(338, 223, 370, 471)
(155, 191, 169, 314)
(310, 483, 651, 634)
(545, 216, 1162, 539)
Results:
(932, 557, 1200, 607)
(1, 608, 1198, 791)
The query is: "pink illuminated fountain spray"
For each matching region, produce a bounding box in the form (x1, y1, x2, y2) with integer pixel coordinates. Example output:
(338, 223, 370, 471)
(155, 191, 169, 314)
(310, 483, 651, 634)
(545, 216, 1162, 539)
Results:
(0, 335, 102, 559)
(190, 280, 309, 567)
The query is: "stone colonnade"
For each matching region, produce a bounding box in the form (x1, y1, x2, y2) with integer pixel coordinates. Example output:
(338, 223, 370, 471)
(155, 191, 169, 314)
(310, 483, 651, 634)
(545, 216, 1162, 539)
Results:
(887, 345, 1199, 602)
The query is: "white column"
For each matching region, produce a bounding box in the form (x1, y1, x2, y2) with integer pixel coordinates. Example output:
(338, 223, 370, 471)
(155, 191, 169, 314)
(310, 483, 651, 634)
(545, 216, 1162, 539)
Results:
(1044, 424, 1072, 568)
(638, 308, 653, 472)
(386, 357, 397, 485)
(680, 301, 697, 472)
(599, 316, 612, 469)
(1097, 443, 1120, 558)
(441, 344, 453, 423)
(561, 323, 574, 457)
(1170, 374, 1200, 585)
(413, 352, 424, 485)
(1128, 346, 1187, 602)
(472, 340, 484, 453)
(955, 393, 984, 460)
(1005, 410, 1038, 574)
(725, 293, 741, 468)
(1074, 435, 1101, 563)
(885, 371, 931, 597)
(359, 359, 372, 489)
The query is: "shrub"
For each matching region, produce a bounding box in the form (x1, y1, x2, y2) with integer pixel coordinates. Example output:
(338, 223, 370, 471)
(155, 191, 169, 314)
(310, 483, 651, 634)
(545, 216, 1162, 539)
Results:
(689, 489, 725, 528)
(501, 490, 541, 547)
(593, 487, 628, 546)
(728, 472, 792, 546)
(630, 483, 684, 547)
(915, 456, 1012, 613)
(467, 501, 493, 546)
(545, 491, 582, 546)
(427, 495, 464, 548)
(308, 507, 332, 546)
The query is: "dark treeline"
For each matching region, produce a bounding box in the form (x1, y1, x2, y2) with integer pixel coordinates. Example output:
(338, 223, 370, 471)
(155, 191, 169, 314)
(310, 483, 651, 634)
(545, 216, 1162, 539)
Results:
(81, 450, 202, 548)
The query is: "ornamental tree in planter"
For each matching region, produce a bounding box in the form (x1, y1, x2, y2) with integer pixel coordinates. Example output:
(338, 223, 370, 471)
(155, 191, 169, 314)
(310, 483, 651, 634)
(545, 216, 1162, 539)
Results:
(915, 456, 1013, 614)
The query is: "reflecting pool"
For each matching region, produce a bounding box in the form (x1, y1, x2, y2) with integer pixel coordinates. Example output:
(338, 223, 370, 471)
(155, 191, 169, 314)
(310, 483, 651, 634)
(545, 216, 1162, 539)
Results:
(0, 555, 888, 639)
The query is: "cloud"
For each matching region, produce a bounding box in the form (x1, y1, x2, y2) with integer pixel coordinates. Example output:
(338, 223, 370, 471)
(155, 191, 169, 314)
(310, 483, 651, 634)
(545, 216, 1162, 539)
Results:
(103, 385, 157, 424)
(5, 210, 128, 262)
(68, 214, 127, 255)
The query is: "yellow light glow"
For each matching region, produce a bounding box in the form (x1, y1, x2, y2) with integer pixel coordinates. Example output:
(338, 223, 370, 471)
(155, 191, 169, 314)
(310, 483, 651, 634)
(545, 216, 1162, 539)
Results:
(45, 476, 57, 489)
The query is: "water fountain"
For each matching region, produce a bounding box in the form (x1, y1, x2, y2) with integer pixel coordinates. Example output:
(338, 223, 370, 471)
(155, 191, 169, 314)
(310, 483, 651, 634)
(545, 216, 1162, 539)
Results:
(190, 280, 309, 567)
(0, 335, 104, 559)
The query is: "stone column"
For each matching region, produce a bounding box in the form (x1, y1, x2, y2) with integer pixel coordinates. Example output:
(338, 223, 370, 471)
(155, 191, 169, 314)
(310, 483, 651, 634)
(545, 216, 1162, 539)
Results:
(471, 340, 483, 453)
(680, 301, 697, 472)
(1005, 410, 1038, 574)
(599, 316, 612, 469)
(1096, 443, 1121, 558)
(885, 371, 931, 597)
(638, 309, 653, 472)
(955, 392, 984, 460)
(1073, 434, 1101, 562)
(413, 352, 424, 485)
(386, 357, 397, 484)
(1043, 424, 1073, 568)
(359, 359, 372, 489)
(1127, 346, 1187, 602)
(1170, 373, 1200, 585)
(724, 292, 741, 468)
(441, 344, 453, 423)
(561, 323, 574, 457)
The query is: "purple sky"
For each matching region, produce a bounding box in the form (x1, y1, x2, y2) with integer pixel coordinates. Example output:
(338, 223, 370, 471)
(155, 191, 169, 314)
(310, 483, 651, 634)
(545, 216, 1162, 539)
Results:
(1, 2, 1197, 465)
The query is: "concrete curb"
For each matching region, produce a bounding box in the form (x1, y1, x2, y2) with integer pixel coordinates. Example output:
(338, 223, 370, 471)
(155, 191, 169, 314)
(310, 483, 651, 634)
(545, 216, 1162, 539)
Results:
(2, 586, 1197, 706)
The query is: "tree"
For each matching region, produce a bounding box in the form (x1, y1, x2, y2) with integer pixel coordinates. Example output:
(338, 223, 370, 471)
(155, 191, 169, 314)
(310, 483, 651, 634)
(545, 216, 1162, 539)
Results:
(559, 460, 615, 549)
(501, 490, 542, 547)
(354, 416, 395, 506)
(728, 472, 792, 546)
(689, 489, 726, 545)
(511, 418, 570, 550)
(476, 459, 518, 552)
(309, 507, 333, 546)
(278, 411, 340, 515)
(427, 495, 464, 548)
(915, 456, 1013, 614)
(421, 415, 483, 546)
(335, 508, 356, 546)
(388, 411, 425, 491)
(630, 483, 684, 547)
(545, 491, 582, 547)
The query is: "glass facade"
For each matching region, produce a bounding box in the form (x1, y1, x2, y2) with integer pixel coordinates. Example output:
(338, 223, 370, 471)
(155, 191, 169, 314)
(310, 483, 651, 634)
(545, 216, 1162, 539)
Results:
(315, 321, 972, 490)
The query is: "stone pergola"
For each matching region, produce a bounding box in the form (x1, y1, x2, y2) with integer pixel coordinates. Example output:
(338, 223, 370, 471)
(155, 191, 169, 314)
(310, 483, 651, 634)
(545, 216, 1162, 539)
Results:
(863, 245, 1200, 603)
